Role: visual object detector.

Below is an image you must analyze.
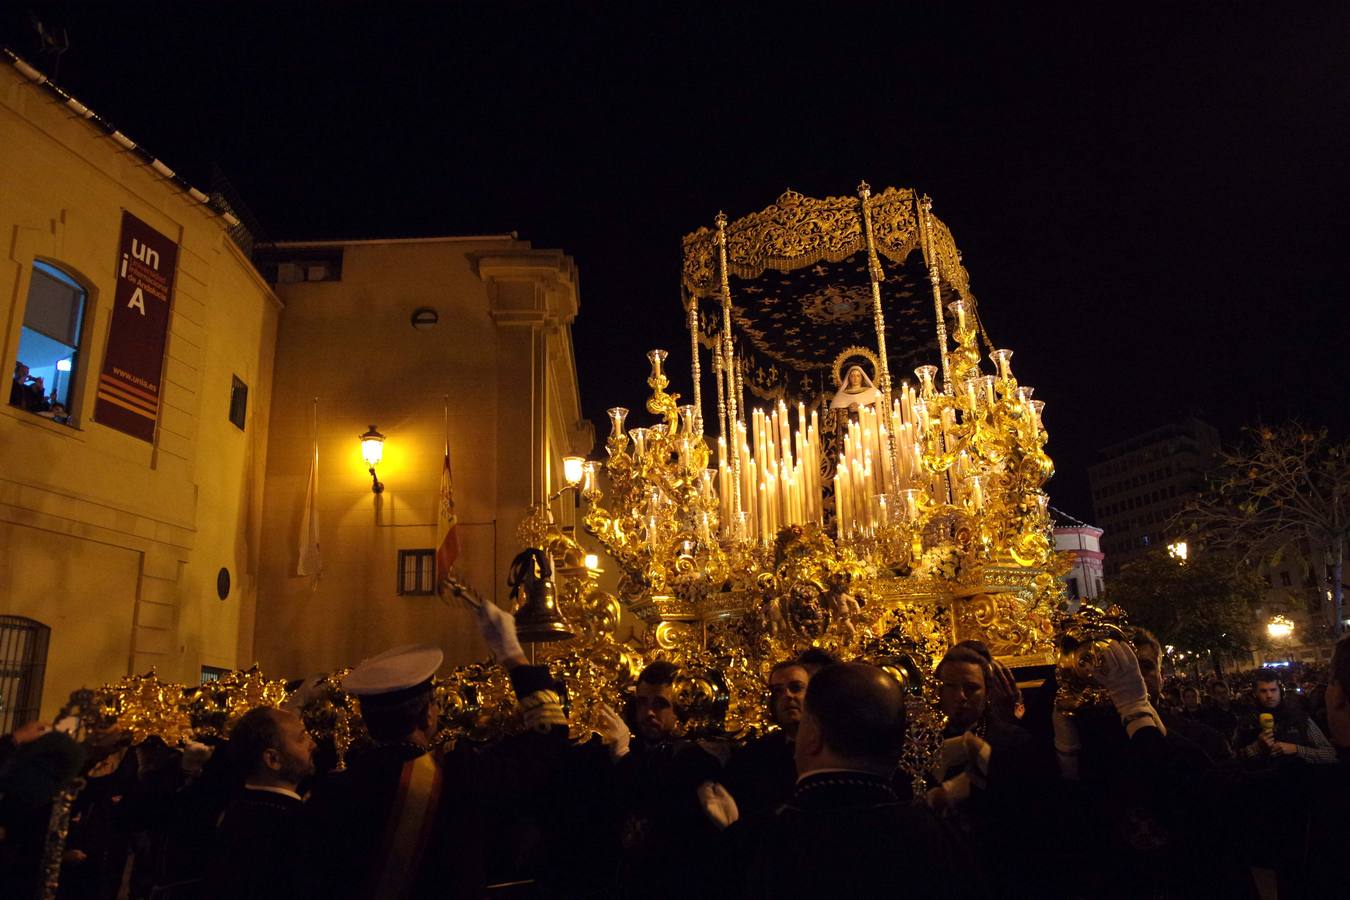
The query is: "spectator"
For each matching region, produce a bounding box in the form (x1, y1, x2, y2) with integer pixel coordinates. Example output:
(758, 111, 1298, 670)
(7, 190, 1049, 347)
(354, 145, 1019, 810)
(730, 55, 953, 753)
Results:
(1327, 637, 1350, 755)
(1199, 679, 1240, 741)
(1236, 673, 1337, 765)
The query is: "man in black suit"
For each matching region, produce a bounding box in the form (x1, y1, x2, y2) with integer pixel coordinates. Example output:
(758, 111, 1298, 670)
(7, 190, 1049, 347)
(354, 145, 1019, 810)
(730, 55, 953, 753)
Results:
(204, 706, 315, 900)
(724, 658, 810, 817)
(730, 663, 984, 899)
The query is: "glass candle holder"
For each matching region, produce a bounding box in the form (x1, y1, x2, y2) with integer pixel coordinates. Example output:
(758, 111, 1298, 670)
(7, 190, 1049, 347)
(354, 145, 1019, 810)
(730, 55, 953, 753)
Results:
(647, 348, 668, 382)
(607, 407, 629, 441)
(948, 300, 968, 332)
(981, 375, 998, 406)
(630, 427, 649, 457)
(900, 488, 921, 522)
(990, 348, 1014, 381)
(967, 475, 985, 509)
(914, 365, 938, 398)
(699, 468, 717, 501)
(963, 377, 981, 411)
(581, 461, 599, 497)
(678, 404, 697, 434)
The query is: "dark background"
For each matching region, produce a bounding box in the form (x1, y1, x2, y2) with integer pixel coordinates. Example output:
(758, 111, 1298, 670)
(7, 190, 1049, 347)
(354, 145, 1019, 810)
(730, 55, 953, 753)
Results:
(5, 2, 1348, 518)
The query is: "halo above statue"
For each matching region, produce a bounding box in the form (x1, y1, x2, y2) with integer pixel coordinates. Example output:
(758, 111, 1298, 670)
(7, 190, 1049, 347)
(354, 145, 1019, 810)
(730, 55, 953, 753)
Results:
(829, 345, 882, 410)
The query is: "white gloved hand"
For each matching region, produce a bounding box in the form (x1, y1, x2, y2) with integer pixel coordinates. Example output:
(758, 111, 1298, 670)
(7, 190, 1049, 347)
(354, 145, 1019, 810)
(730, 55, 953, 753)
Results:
(595, 702, 631, 759)
(281, 674, 324, 712)
(698, 781, 739, 830)
(475, 601, 524, 663)
(962, 731, 992, 780)
(1093, 640, 1165, 737)
(937, 734, 970, 776)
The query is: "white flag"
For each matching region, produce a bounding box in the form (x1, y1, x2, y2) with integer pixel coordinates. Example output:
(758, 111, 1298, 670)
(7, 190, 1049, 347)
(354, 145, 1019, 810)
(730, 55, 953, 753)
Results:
(298, 441, 322, 577)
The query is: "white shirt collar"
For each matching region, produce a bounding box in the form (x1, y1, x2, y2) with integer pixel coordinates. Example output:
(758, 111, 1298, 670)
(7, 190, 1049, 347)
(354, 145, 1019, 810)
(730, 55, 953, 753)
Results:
(243, 783, 303, 802)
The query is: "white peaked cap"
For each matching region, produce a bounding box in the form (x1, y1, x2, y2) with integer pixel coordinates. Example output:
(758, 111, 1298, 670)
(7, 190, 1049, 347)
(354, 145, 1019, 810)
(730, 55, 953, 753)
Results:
(342, 643, 444, 696)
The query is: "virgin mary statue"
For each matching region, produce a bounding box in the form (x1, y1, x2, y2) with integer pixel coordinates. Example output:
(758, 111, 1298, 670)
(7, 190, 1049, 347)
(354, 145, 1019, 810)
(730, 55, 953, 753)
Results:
(829, 365, 880, 411)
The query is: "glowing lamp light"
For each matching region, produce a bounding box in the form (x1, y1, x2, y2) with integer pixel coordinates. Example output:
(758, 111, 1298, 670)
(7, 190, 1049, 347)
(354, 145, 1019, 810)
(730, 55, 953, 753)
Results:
(563, 455, 586, 487)
(584, 553, 600, 571)
(1266, 615, 1294, 640)
(358, 425, 385, 494)
(1167, 541, 1188, 561)
(56, 358, 72, 372)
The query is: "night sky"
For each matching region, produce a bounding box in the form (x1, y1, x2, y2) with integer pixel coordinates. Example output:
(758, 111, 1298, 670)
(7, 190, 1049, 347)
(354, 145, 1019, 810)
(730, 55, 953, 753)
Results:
(6, 3, 1348, 518)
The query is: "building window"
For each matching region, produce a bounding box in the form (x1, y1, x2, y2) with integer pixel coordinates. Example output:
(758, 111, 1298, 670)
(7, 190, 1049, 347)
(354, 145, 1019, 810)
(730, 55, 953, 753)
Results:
(398, 549, 437, 595)
(1066, 577, 1080, 598)
(0, 616, 50, 733)
(1280, 571, 1292, 587)
(200, 666, 229, 683)
(228, 376, 248, 430)
(10, 261, 86, 424)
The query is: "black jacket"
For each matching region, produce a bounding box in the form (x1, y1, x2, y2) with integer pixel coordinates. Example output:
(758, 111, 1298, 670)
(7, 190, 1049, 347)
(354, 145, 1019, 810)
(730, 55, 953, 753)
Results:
(731, 771, 986, 900)
(204, 788, 305, 900)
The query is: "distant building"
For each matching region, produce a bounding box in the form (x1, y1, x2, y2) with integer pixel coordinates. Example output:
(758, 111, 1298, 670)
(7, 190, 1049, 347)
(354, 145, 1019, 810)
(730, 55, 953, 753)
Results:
(1088, 417, 1221, 575)
(1052, 509, 1104, 607)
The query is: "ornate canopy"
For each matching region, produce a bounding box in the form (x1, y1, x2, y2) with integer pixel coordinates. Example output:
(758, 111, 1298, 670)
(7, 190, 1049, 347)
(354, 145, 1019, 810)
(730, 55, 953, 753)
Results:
(681, 186, 974, 404)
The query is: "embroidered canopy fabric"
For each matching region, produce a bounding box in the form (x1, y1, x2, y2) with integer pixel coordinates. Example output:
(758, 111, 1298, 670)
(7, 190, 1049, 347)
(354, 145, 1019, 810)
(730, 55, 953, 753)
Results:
(682, 187, 975, 404)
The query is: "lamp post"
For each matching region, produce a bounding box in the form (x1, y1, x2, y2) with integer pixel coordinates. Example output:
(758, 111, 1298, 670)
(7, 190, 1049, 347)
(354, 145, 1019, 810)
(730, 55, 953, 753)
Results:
(359, 425, 385, 494)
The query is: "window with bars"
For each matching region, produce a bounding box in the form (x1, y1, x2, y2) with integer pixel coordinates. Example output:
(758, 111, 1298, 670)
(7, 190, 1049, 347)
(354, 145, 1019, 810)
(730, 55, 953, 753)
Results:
(0, 616, 50, 733)
(398, 549, 437, 595)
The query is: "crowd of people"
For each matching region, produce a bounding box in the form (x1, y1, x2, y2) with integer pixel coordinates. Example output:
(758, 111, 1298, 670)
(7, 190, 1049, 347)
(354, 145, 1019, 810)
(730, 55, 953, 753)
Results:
(1, 602, 1347, 899)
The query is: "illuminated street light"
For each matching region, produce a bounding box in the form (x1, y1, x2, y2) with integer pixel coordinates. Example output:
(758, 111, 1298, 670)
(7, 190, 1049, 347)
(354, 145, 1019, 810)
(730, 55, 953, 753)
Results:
(358, 425, 385, 494)
(1266, 615, 1294, 640)
(1167, 540, 1188, 561)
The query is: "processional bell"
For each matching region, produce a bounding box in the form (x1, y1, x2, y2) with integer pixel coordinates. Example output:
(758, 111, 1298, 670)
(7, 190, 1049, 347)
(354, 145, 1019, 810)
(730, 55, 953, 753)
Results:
(508, 548, 574, 642)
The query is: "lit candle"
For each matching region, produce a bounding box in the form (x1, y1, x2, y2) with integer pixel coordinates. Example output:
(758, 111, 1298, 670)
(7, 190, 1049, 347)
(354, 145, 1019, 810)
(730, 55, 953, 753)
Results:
(968, 475, 985, 509)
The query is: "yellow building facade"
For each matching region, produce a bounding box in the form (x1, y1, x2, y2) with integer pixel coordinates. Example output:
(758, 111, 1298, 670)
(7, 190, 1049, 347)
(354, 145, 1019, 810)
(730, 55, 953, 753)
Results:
(0, 61, 280, 722)
(0, 56, 594, 722)
(252, 238, 593, 677)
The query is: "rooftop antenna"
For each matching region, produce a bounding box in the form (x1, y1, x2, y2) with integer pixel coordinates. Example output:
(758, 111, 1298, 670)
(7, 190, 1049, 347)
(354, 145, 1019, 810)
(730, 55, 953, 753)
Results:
(28, 12, 69, 80)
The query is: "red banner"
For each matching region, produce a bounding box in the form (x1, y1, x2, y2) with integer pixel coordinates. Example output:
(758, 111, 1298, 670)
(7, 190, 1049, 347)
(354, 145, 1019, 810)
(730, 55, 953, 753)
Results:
(94, 212, 178, 442)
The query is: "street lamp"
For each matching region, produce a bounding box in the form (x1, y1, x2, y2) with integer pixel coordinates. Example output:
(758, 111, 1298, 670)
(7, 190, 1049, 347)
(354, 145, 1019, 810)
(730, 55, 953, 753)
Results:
(562, 455, 585, 489)
(550, 455, 587, 502)
(359, 424, 385, 494)
(1266, 615, 1294, 640)
(1167, 540, 1189, 561)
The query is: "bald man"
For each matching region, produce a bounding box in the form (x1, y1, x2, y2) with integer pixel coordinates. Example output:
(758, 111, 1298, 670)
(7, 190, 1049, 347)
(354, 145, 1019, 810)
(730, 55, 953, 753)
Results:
(733, 663, 985, 899)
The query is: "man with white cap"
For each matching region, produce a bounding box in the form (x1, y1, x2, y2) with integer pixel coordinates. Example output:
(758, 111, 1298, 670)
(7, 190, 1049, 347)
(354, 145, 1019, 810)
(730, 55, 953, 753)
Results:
(303, 588, 566, 900)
